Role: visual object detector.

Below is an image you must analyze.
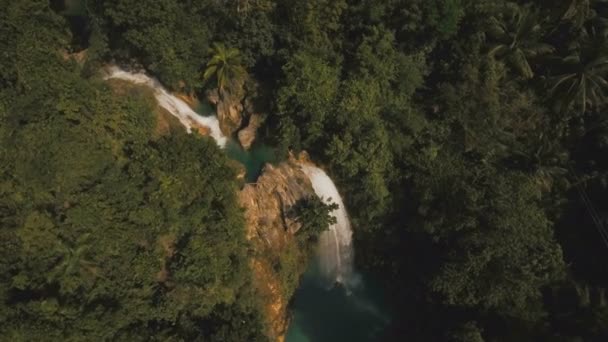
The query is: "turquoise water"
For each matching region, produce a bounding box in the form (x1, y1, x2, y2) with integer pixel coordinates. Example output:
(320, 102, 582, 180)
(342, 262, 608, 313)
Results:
(224, 140, 278, 183)
(286, 260, 390, 342)
(194, 102, 277, 182)
(194, 101, 215, 117)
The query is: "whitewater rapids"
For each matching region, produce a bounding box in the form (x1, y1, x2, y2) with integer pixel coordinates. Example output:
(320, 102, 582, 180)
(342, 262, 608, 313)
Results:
(104, 66, 227, 147)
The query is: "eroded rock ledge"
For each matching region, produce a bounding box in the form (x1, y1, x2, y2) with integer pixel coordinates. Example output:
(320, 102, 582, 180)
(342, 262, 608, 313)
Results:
(238, 152, 314, 342)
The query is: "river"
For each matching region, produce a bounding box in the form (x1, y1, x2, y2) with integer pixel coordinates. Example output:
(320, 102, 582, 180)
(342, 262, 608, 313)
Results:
(105, 66, 390, 341)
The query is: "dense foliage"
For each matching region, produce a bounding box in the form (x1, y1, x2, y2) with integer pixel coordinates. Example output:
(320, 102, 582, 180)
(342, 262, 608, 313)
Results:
(290, 196, 338, 246)
(0, 1, 268, 340)
(5, 0, 608, 340)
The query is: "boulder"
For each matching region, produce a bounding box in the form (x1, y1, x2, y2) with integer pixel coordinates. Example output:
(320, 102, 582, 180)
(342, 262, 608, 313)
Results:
(207, 88, 244, 136)
(237, 113, 263, 150)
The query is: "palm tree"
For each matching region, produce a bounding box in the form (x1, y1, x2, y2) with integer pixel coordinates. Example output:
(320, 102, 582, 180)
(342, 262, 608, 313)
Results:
(202, 43, 247, 93)
(487, 5, 554, 79)
(548, 22, 608, 114)
(560, 0, 593, 28)
(557, 0, 608, 27)
(48, 233, 98, 284)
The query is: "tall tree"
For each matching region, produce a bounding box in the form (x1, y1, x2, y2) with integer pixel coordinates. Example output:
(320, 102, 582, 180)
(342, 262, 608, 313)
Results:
(203, 43, 247, 92)
(413, 152, 565, 319)
(548, 21, 608, 114)
(487, 4, 554, 79)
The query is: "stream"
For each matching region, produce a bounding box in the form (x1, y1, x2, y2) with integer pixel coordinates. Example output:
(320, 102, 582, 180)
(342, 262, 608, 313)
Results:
(105, 66, 390, 341)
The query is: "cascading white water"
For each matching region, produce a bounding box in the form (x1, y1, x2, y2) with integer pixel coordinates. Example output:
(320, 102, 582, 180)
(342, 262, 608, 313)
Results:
(105, 66, 357, 286)
(300, 165, 356, 288)
(104, 66, 227, 147)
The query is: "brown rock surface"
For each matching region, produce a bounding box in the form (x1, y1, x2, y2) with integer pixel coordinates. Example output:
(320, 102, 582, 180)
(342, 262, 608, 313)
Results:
(239, 154, 313, 244)
(188, 119, 211, 136)
(207, 88, 244, 136)
(238, 114, 263, 150)
(175, 92, 199, 108)
(238, 152, 315, 341)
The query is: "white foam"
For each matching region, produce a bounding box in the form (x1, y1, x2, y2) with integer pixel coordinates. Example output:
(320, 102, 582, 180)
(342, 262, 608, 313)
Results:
(104, 66, 227, 147)
(300, 165, 356, 288)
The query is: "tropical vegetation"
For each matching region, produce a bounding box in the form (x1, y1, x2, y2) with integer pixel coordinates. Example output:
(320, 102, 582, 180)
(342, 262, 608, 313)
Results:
(4, 0, 608, 340)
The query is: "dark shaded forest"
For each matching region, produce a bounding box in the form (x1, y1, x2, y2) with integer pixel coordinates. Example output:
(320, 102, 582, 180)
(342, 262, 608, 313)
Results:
(2, 0, 608, 341)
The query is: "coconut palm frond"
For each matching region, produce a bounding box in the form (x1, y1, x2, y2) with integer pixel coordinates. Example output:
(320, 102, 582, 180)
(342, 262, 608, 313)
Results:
(486, 5, 552, 79)
(548, 21, 608, 114)
(202, 43, 248, 92)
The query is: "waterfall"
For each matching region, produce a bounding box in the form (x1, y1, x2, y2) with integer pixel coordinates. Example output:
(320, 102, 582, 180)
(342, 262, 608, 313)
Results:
(104, 66, 227, 147)
(300, 165, 356, 288)
(104, 66, 358, 285)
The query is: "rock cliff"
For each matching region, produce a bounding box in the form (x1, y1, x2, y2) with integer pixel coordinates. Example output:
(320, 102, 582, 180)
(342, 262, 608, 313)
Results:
(238, 152, 315, 341)
(207, 88, 244, 136)
(207, 80, 265, 150)
(238, 113, 263, 150)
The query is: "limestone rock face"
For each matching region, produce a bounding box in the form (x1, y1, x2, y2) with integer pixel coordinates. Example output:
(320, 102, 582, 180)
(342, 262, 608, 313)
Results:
(238, 152, 314, 341)
(237, 113, 263, 150)
(207, 88, 244, 136)
(207, 81, 266, 148)
(239, 153, 313, 245)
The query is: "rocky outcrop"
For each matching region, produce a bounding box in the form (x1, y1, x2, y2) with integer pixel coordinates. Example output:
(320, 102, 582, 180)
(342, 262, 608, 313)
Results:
(207, 88, 244, 136)
(175, 92, 199, 108)
(238, 113, 263, 150)
(240, 153, 313, 244)
(207, 80, 267, 149)
(187, 119, 211, 136)
(238, 152, 315, 342)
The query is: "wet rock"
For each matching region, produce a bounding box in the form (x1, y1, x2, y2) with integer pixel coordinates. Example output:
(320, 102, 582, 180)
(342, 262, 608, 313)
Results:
(238, 113, 263, 150)
(239, 153, 313, 245)
(207, 88, 244, 136)
(238, 152, 315, 341)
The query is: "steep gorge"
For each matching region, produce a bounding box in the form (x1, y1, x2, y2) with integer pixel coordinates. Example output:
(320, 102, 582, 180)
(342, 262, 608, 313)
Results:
(104, 66, 350, 341)
(239, 153, 317, 341)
